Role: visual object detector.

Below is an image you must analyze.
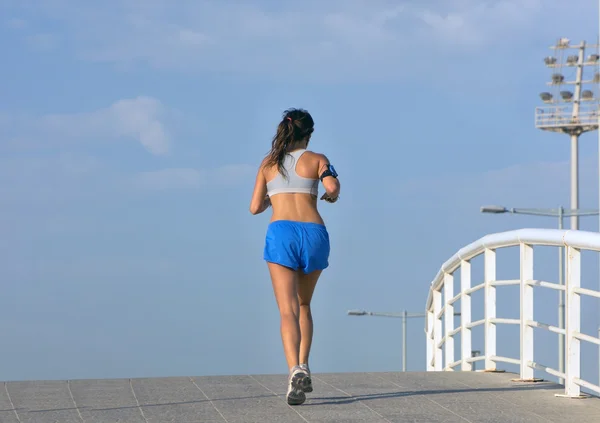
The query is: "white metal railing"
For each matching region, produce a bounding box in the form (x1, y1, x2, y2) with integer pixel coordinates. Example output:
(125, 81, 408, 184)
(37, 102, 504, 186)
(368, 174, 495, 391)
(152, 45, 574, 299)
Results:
(535, 104, 599, 130)
(424, 228, 600, 398)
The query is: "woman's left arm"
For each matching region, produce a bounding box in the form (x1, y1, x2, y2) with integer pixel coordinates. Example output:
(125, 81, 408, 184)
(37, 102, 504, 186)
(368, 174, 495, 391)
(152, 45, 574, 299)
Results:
(249, 164, 270, 215)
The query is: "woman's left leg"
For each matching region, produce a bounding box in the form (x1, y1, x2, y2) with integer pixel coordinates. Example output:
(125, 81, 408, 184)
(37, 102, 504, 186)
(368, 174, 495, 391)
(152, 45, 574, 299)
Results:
(268, 261, 308, 405)
(298, 269, 322, 366)
(268, 262, 301, 370)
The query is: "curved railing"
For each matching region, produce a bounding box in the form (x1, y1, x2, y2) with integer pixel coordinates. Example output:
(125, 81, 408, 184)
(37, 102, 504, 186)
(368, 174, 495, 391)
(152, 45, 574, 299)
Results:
(424, 228, 600, 398)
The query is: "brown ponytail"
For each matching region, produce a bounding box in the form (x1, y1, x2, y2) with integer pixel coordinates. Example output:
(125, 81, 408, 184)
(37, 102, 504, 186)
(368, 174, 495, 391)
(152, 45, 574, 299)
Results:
(265, 108, 314, 179)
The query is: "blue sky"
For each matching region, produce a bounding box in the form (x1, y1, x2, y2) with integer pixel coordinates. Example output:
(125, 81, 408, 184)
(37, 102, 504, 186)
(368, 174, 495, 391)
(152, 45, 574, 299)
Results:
(1, 0, 600, 388)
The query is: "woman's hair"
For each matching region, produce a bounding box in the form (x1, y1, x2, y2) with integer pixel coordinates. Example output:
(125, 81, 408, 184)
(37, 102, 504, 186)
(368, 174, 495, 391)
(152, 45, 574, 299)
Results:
(265, 108, 314, 178)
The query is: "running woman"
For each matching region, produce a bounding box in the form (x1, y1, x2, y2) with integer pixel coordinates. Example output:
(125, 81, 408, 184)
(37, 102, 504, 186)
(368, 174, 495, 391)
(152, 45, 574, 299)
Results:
(249, 108, 340, 405)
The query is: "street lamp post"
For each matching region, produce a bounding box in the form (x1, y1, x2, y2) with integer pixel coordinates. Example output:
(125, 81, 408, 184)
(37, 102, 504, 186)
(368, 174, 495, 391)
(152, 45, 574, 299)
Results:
(347, 309, 460, 372)
(597, 3, 600, 391)
(481, 205, 600, 384)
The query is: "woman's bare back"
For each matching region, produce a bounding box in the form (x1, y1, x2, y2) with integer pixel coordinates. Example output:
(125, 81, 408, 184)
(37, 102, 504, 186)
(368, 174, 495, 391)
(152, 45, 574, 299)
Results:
(263, 150, 325, 224)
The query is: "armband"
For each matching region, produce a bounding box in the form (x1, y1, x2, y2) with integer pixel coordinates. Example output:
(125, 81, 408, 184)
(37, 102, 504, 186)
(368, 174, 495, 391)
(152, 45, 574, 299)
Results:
(319, 164, 338, 181)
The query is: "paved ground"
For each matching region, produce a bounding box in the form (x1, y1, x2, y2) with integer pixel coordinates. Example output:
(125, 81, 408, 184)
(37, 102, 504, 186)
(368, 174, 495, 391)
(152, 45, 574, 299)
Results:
(1, 371, 599, 422)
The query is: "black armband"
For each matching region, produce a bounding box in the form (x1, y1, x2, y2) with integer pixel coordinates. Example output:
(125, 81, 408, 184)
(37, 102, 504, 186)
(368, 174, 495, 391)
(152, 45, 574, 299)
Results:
(319, 164, 338, 181)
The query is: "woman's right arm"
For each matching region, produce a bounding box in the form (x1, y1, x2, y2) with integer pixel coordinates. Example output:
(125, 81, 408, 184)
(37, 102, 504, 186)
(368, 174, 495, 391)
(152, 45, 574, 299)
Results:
(249, 161, 270, 214)
(317, 154, 340, 202)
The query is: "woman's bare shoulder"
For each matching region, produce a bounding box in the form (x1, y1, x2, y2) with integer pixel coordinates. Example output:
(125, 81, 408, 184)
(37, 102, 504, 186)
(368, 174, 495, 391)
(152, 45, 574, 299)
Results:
(304, 150, 328, 161)
(259, 157, 279, 179)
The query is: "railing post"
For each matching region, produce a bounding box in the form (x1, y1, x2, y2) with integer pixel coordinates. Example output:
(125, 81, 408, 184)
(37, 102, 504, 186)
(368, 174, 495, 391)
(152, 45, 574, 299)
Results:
(484, 248, 497, 371)
(461, 260, 472, 371)
(564, 246, 581, 397)
(433, 289, 443, 370)
(520, 243, 534, 380)
(426, 309, 434, 371)
(444, 273, 455, 370)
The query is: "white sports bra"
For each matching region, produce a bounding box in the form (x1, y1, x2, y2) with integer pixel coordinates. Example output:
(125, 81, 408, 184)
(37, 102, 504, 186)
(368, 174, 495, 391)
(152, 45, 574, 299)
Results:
(266, 149, 318, 197)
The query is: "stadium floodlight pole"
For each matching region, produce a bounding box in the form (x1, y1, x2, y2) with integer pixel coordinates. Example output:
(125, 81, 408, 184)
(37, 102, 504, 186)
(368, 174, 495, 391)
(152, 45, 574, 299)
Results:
(535, 38, 600, 231)
(481, 205, 600, 384)
(347, 309, 460, 372)
(535, 36, 600, 386)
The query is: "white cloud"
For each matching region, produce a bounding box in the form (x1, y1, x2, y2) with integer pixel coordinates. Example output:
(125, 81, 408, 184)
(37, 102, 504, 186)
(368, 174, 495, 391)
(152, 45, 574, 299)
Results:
(397, 154, 599, 214)
(413, 0, 544, 46)
(0, 96, 254, 196)
(0, 152, 110, 208)
(214, 164, 255, 186)
(4, 96, 171, 155)
(132, 164, 255, 191)
(380, 155, 600, 283)
(4, 0, 594, 78)
(133, 168, 205, 190)
(107, 97, 170, 155)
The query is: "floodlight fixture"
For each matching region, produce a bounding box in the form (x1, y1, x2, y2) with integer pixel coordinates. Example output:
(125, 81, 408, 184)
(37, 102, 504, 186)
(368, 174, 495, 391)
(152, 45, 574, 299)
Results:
(480, 205, 507, 214)
(582, 90, 594, 100)
(551, 73, 565, 84)
(347, 309, 367, 316)
(588, 54, 599, 63)
(560, 91, 574, 101)
(540, 92, 553, 103)
(545, 56, 557, 66)
(566, 55, 578, 65)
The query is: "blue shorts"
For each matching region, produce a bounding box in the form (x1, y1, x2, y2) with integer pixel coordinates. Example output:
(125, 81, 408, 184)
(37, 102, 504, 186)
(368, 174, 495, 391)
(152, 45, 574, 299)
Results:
(264, 220, 330, 274)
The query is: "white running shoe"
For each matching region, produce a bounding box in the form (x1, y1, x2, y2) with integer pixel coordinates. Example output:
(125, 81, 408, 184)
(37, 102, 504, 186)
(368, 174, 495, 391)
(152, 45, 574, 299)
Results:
(286, 366, 307, 405)
(298, 364, 313, 393)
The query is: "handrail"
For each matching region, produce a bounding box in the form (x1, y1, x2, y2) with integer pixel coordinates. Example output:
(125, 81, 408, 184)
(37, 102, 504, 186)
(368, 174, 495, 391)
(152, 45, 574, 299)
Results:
(424, 228, 600, 398)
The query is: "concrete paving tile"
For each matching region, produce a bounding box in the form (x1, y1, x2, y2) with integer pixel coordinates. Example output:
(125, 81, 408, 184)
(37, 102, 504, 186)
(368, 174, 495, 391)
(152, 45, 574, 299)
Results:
(69, 378, 146, 423)
(0, 382, 21, 423)
(130, 377, 225, 423)
(252, 374, 391, 422)
(314, 373, 471, 423)
(382, 413, 470, 423)
(0, 410, 20, 423)
(466, 378, 600, 422)
(193, 375, 307, 423)
(377, 372, 600, 422)
(5, 381, 82, 423)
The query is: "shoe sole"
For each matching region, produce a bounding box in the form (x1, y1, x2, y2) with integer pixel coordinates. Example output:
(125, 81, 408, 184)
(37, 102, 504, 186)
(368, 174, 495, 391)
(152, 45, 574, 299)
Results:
(287, 373, 307, 405)
(301, 376, 313, 393)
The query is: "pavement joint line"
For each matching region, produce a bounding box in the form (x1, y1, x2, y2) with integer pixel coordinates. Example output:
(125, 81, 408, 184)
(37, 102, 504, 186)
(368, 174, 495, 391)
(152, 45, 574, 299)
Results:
(67, 380, 85, 423)
(129, 379, 149, 423)
(248, 374, 311, 423)
(313, 375, 393, 423)
(4, 382, 21, 423)
(373, 373, 474, 423)
(188, 376, 230, 423)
